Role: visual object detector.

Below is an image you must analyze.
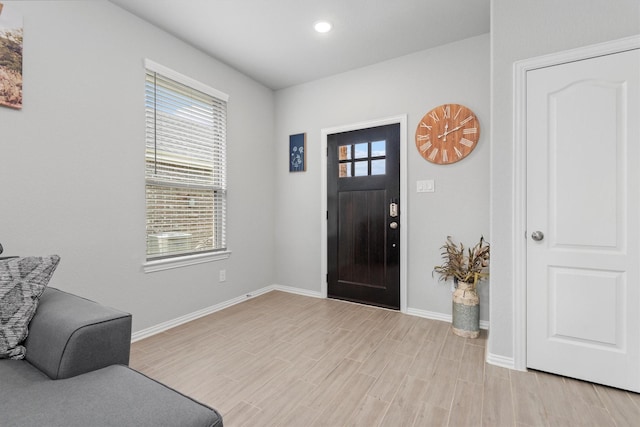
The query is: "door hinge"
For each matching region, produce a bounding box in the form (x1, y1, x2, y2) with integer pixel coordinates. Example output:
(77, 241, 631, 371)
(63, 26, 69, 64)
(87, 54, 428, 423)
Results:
(326, 273, 328, 282)
(326, 210, 328, 220)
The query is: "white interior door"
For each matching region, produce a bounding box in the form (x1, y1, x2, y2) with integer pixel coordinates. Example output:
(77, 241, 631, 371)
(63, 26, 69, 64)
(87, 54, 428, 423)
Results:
(526, 48, 640, 391)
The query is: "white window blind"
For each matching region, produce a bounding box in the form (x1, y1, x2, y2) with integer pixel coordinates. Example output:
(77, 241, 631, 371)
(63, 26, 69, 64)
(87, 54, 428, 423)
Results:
(145, 61, 228, 260)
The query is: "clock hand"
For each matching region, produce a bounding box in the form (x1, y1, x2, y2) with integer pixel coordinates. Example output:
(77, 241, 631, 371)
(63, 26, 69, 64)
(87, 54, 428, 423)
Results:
(437, 123, 464, 139)
(442, 123, 448, 141)
(448, 124, 465, 133)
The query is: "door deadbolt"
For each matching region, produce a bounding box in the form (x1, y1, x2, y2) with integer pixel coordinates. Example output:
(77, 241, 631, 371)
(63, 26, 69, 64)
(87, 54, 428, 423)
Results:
(389, 222, 398, 229)
(389, 203, 398, 218)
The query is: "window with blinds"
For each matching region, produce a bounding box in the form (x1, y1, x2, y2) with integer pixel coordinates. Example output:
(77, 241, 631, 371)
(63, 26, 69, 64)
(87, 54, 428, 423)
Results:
(145, 60, 228, 260)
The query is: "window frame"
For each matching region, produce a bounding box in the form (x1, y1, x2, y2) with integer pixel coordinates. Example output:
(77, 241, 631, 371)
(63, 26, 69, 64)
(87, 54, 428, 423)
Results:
(142, 59, 230, 273)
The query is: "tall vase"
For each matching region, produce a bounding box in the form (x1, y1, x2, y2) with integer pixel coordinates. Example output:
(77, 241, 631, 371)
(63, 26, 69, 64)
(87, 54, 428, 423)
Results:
(452, 280, 480, 338)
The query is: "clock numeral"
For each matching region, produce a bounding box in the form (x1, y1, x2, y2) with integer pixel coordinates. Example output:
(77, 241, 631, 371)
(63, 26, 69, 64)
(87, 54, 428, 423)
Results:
(454, 146, 463, 158)
(428, 111, 440, 122)
(419, 121, 432, 131)
(417, 134, 431, 141)
(459, 137, 474, 147)
(441, 105, 450, 119)
(460, 116, 474, 126)
(453, 107, 463, 120)
(462, 127, 477, 135)
(442, 149, 448, 163)
(419, 141, 432, 153)
(428, 148, 439, 161)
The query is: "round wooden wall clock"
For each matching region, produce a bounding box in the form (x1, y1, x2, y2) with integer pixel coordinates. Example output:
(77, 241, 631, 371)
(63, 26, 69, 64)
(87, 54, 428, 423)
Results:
(415, 103, 480, 165)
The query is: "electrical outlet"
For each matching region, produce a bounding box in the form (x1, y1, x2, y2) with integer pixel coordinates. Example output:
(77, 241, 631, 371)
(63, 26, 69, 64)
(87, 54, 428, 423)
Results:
(219, 269, 226, 282)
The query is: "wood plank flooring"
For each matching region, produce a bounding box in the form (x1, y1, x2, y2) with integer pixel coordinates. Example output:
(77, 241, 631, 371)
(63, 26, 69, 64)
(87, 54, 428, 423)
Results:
(130, 291, 640, 426)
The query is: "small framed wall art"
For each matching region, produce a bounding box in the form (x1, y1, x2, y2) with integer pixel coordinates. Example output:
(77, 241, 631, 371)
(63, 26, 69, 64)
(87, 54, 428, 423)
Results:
(0, 2, 24, 110)
(289, 133, 306, 172)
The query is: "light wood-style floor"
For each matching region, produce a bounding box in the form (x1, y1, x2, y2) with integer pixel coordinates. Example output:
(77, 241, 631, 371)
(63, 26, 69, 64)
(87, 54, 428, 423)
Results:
(130, 291, 640, 426)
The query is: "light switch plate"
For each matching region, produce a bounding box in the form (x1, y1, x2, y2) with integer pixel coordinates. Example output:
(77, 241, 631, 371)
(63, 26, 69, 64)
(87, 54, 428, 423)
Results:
(417, 180, 435, 193)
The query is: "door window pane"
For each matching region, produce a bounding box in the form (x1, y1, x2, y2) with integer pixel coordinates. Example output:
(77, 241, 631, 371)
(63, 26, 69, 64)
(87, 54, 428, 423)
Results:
(354, 143, 368, 159)
(371, 159, 385, 175)
(354, 161, 368, 176)
(339, 145, 351, 160)
(371, 140, 386, 157)
(339, 163, 351, 178)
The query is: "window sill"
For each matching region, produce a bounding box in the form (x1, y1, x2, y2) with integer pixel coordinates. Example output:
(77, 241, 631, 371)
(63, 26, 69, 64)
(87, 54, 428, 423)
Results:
(143, 250, 231, 273)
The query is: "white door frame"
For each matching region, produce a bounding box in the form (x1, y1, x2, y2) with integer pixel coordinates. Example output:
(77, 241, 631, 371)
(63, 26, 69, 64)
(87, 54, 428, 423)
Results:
(320, 115, 408, 313)
(512, 35, 640, 371)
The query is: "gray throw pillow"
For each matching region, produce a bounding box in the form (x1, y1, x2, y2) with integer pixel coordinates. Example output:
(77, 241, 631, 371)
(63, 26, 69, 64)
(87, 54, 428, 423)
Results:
(0, 255, 61, 359)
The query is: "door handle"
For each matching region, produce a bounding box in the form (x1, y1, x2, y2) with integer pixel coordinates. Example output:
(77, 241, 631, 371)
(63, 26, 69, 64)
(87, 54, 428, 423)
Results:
(531, 231, 544, 241)
(390, 222, 398, 229)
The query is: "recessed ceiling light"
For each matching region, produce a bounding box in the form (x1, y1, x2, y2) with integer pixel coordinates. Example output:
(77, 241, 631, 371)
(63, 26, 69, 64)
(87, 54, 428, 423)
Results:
(314, 21, 332, 33)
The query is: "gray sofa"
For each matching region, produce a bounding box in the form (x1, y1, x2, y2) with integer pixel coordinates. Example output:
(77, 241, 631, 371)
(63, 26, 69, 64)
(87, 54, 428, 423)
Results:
(0, 287, 223, 427)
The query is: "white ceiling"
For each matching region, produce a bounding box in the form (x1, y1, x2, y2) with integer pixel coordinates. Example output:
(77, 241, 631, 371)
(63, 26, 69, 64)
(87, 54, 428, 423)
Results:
(109, 0, 490, 90)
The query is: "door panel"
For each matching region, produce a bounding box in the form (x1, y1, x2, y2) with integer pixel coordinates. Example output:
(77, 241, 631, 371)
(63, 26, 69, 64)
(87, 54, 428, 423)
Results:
(328, 124, 400, 309)
(549, 267, 623, 346)
(551, 80, 622, 248)
(338, 190, 386, 288)
(526, 48, 640, 391)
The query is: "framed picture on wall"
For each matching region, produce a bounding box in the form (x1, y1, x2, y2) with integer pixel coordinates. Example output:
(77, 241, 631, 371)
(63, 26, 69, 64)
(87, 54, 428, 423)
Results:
(289, 133, 306, 172)
(0, 2, 24, 110)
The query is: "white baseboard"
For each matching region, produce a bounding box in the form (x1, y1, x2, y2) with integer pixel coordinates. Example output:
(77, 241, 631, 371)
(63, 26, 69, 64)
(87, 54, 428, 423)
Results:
(131, 285, 274, 342)
(132, 284, 520, 378)
(131, 284, 325, 342)
(485, 352, 516, 370)
(132, 285, 488, 342)
(406, 307, 489, 330)
(271, 284, 323, 299)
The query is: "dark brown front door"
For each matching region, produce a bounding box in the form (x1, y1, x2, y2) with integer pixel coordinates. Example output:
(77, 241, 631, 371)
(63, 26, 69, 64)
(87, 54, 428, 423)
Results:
(327, 123, 400, 309)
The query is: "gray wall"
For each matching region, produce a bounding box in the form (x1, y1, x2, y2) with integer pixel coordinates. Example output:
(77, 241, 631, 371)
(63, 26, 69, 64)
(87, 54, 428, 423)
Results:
(1, 1, 276, 332)
(10, 0, 632, 363)
(274, 34, 491, 321)
(490, 0, 640, 361)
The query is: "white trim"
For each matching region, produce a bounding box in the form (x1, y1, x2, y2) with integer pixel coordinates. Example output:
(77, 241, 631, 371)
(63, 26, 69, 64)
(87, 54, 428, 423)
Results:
(131, 284, 487, 343)
(144, 58, 230, 101)
(320, 115, 409, 312)
(131, 284, 318, 342)
(131, 284, 273, 342)
(407, 307, 489, 330)
(512, 35, 640, 371)
(486, 352, 516, 370)
(271, 284, 323, 299)
(143, 250, 231, 273)
(320, 131, 328, 298)
(400, 117, 408, 313)
(132, 284, 324, 342)
(512, 52, 528, 372)
(407, 307, 452, 324)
